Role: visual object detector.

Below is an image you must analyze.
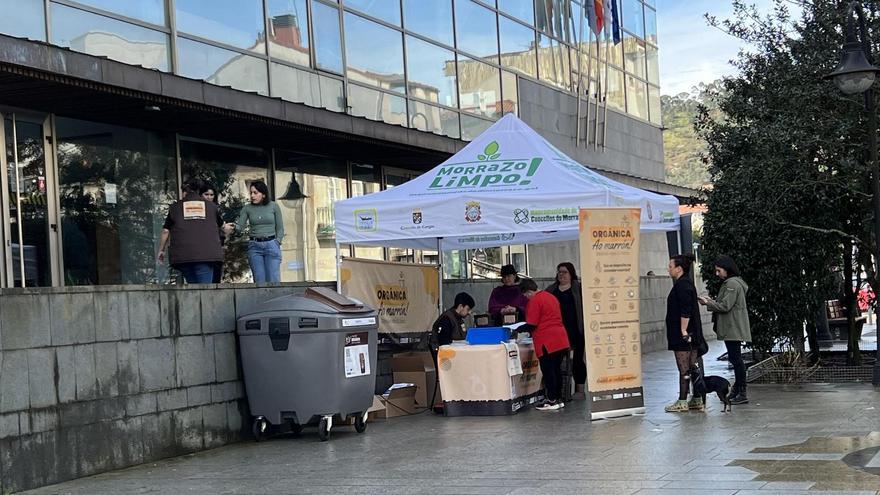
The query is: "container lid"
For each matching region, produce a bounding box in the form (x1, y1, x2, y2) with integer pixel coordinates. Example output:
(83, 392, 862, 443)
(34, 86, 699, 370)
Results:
(237, 288, 374, 317)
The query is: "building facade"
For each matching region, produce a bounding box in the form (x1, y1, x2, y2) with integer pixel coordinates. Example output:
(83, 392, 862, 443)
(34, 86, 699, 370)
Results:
(0, 0, 690, 287)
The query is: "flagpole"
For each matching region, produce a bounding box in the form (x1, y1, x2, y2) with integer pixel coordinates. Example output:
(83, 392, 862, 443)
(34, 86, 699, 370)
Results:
(576, 8, 587, 148)
(602, 32, 611, 149)
(593, 34, 602, 151)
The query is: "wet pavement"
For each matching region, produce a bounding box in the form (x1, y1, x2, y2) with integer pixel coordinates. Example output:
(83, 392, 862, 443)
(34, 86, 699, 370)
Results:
(22, 340, 880, 495)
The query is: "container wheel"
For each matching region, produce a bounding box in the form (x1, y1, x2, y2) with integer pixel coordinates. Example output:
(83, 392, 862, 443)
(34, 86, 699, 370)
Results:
(317, 417, 331, 442)
(252, 417, 269, 442)
(354, 413, 367, 434)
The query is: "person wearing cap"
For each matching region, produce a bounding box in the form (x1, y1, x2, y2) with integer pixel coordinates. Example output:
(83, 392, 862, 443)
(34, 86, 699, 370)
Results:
(488, 264, 529, 326)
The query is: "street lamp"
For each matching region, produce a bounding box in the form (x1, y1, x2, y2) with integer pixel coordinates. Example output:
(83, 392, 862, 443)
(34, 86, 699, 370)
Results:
(824, 1, 880, 386)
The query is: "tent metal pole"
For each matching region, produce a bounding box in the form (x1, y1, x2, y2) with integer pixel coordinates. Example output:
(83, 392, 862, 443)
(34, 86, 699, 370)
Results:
(335, 243, 342, 293)
(437, 238, 444, 312)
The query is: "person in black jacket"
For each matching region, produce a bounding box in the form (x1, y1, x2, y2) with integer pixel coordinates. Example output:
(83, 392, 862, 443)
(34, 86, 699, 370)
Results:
(664, 253, 706, 413)
(429, 292, 476, 351)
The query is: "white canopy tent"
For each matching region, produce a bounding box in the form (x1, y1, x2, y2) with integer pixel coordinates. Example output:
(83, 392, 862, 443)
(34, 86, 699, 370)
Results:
(335, 113, 680, 252)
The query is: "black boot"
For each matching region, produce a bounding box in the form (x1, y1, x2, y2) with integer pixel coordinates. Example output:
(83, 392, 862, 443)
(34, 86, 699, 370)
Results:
(729, 384, 748, 405)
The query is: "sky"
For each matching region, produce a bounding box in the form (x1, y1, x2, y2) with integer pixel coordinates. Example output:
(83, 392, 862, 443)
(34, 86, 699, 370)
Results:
(657, 0, 774, 96)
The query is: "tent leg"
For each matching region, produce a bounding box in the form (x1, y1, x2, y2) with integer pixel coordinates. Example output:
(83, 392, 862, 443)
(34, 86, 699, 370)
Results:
(335, 243, 342, 293)
(437, 238, 444, 312)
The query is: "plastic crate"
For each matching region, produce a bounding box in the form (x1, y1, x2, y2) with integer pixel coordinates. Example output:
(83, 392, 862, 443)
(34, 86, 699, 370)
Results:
(466, 327, 511, 345)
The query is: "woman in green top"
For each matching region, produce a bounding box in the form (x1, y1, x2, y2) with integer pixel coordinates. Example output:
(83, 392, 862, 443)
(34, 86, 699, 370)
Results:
(224, 180, 284, 283)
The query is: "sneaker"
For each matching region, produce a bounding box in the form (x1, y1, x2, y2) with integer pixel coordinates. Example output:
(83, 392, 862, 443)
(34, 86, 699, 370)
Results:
(664, 399, 689, 413)
(536, 401, 563, 411)
(687, 397, 705, 411)
(729, 394, 749, 405)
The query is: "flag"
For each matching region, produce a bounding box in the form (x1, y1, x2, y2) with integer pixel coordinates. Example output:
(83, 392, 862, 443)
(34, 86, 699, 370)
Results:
(610, 0, 621, 44)
(594, 0, 605, 34)
(585, 0, 600, 35)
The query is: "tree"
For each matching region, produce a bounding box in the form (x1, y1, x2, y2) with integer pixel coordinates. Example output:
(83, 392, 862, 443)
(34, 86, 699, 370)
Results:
(696, 0, 877, 363)
(662, 82, 724, 190)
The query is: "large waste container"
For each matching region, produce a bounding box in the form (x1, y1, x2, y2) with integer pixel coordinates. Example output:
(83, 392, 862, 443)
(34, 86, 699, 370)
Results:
(237, 287, 378, 441)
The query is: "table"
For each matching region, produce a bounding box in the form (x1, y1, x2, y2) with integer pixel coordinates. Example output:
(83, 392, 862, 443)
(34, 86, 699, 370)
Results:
(437, 341, 544, 416)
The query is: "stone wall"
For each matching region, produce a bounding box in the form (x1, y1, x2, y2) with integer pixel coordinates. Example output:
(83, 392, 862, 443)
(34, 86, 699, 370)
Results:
(0, 283, 330, 494)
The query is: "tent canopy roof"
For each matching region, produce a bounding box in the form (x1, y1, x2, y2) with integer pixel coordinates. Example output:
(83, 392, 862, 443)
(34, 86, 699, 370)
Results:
(334, 114, 679, 250)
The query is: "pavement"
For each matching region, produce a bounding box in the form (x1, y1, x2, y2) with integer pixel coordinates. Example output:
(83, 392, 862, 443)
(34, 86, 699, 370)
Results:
(22, 340, 880, 495)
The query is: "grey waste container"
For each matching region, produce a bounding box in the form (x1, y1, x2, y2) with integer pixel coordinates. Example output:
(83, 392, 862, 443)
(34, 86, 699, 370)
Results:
(237, 287, 378, 442)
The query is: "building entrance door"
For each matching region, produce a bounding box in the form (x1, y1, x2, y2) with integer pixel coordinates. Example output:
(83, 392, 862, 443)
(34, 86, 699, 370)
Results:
(0, 112, 59, 287)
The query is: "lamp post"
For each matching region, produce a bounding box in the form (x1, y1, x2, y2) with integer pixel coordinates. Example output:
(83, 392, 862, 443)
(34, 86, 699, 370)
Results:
(824, 1, 880, 386)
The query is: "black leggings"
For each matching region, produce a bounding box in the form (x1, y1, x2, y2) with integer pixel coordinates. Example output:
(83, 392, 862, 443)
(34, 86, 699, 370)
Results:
(725, 340, 746, 392)
(673, 350, 699, 400)
(539, 348, 566, 402)
(568, 329, 587, 385)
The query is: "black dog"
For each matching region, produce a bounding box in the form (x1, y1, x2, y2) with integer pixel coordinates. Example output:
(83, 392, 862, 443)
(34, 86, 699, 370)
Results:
(689, 366, 733, 412)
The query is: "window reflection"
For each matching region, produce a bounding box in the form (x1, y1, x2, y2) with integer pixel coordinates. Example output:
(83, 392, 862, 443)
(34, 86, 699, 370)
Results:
(535, 0, 574, 43)
(403, 0, 453, 46)
(273, 151, 347, 281)
(458, 56, 501, 119)
(646, 43, 658, 83)
(70, 0, 166, 25)
(644, 6, 657, 45)
(346, 0, 400, 25)
(344, 13, 405, 94)
(350, 163, 383, 260)
(179, 139, 268, 283)
(312, 1, 344, 73)
(501, 70, 518, 115)
(607, 67, 625, 111)
(648, 84, 661, 125)
(177, 37, 269, 95)
(625, 74, 647, 120)
(348, 84, 408, 126)
(537, 36, 570, 90)
(499, 0, 534, 25)
(622, 32, 646, 79)
(55, 118, 177, 285)
(176, 0, 266, 53)
(270, 63, 345, 111)
(499, 16, 537, 78)
(268, 0, 310, 66)
(621, 0, 644, 38)
(406, 36, 457, 107)
(0, 0, 45, 40)
(455, 0, 499, 62)
(409, 100, 461, 138)
(460, 114, 493, 141)
(51, 3, 169, 71)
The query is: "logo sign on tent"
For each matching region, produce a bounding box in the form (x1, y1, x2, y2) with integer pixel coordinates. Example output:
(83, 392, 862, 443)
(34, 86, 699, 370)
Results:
(579, 208, 645, 420)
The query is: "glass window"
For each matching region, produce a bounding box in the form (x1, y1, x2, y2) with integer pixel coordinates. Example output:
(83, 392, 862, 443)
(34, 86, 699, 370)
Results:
(312, 1, 344, 73)
(646, 43, 658, 84)
(176, 0, 266, 53)
(644, 6, 657, 45)
(605, 37, 624, 68)
(348, 84, 408, 126)
(177, 37, 269, 95)
(69, 0, 166, 25)
(51, 4, 170, 71)
(179, 139, 268, 282)
(344, 13, 405, 93)
(535, 0, 574, 43)
(405, 36, 457, 107)
(273, 152, 347, 281)
(621, 0, 644, 38)
(55, 118, 177, 285)
(403, 0, 453, 46)
(460, 114, 493, 141)
(643, 0, 654, 6)
(0, 0, 45, 41)
(537, 36, 570, 90)
(625, 74, 647, 119)
(267, 0, 310, 66)
(319, 75, 345, 112)
(409, 100, 460, 138)
(350, 163, 383, 260)
(271, 62, 321, 105)
(498, 0, 533, 25)
(457, 55, 501, 119)
(455, 0, 499, 63)
(607, 66, 625, 111)
(346, 0, 400, 25)
(499, 16, 537, 78)
(648, 84, 661, 125)
(501, 70, 518, 115)
(622, 32, 646, 79)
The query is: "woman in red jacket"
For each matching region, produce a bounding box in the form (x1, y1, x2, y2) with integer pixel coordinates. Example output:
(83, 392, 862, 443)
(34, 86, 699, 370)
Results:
(518, 278, 571, 411)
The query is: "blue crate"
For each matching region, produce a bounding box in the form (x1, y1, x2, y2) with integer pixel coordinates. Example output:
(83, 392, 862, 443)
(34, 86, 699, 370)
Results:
(466, 326, 511, 345)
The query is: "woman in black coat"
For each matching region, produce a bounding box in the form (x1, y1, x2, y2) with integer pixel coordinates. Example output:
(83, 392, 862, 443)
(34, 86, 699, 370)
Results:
(664, 253, 706, 413)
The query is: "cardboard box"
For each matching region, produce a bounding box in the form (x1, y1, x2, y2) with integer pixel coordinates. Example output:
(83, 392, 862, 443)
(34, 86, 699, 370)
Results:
(392, 352, 438, 409)
(340, 395, 386, 424)
(378, 385, 417, 418)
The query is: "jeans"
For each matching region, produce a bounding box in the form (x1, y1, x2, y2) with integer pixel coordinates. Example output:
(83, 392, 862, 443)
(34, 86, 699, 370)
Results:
(247, 239, 282, 283)
(725, 340, 746, 392)
(539, 347, 566, 402)
(176, 262, 215, 284)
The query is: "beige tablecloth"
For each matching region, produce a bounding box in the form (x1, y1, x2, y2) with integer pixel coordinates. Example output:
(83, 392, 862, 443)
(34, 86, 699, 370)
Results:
(437, 342, 543, 402)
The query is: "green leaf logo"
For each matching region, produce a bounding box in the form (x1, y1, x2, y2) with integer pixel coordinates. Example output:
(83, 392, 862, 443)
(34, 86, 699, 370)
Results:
(484, 141, 499, 156)
(478, 154, 486, 160)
